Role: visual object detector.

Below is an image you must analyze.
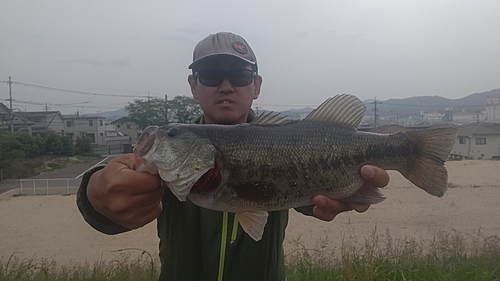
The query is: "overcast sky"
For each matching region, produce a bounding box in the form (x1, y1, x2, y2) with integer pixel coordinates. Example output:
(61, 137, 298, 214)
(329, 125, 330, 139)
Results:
(1, 0, 499, 115)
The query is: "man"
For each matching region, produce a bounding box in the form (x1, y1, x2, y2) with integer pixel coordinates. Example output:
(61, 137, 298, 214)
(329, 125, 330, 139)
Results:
(77, 31, 389, 281)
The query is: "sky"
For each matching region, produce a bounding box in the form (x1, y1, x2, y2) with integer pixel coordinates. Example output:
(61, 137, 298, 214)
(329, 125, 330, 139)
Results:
(1, 0, 499, 115)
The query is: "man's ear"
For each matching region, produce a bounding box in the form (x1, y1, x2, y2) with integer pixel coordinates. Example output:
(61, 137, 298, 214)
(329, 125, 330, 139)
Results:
(253, 75, 263, 99)
(188, 74, 198, 99)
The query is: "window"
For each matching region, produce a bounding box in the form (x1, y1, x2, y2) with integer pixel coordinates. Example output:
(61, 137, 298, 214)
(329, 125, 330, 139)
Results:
(99, 120, 103, 126)
(475, 138, 486, 145)
(127, 124, 133, 129)
(459, 136, 466, 144)
(66, 120, 73, 127)
(89, 120, 93, 127)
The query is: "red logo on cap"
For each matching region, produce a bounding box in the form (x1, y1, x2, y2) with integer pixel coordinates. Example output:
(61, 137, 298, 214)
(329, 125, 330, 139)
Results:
(232, 42, 248, 54)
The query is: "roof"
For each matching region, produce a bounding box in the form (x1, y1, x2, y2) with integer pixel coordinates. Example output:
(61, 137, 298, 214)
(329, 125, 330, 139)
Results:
(110, 116, 132, 124)
(457, 122, 500, 136)
(62, 115, 105, 120)
(15, 111, 61, 118)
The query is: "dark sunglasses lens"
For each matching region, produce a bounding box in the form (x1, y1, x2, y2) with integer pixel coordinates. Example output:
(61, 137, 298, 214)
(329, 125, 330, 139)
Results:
(229, 70, 254, 87)
(198, 70, 223, 87)
(198, 69, 254, 87)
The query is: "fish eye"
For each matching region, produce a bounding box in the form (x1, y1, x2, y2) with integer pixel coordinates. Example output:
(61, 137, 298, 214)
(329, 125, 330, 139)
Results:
(167, 127, 179, 137)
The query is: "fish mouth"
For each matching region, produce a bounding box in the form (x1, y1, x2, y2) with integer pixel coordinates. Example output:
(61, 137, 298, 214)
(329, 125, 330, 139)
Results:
(159, 140, 216, 202)
(190, 165, 222, 194)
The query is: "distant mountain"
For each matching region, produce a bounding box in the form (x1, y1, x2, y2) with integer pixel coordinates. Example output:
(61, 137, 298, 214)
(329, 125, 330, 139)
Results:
(364, 88, 500, 118)
(86, 108, 128, 122)
(89, 88, 500, 121)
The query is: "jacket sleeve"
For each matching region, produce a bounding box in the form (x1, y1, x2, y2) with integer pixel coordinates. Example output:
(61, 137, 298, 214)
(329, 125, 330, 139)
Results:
(76, 166, 131, 235)
(293, 205, 315, 217)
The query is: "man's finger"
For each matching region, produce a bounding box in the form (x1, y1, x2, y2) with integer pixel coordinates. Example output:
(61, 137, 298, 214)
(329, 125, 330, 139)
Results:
(360, 165, 390, 187)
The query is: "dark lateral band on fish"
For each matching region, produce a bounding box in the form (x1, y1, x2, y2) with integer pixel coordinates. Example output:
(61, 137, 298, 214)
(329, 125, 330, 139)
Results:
(133, 94, 458, 241)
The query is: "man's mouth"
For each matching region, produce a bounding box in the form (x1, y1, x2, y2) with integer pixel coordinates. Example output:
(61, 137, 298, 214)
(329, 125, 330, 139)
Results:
(218, 99, 235, 105)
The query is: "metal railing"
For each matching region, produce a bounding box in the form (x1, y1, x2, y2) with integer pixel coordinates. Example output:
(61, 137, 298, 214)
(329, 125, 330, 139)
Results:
(17, 178, 82, 196)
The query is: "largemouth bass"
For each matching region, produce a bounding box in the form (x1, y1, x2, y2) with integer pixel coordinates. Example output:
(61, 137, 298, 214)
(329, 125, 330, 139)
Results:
(134, 94, 457, 241)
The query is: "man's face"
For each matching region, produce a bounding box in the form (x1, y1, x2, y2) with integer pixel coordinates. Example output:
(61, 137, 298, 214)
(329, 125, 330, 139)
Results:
(188, 57, 262, 125)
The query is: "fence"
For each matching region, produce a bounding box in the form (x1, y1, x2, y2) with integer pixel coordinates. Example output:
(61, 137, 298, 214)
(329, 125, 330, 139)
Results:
(15, 178, 82, 196)
(93, 143, 132, 156)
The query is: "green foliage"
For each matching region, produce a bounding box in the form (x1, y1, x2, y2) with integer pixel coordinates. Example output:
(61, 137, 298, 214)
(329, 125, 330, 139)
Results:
(1, 231, 498, 281)
(125, 96, 202, 129)
(125, 98, 168, 129)
(0, 251, 160, 281)
(0, 130, 80, 179)
(286, 229, 500, 281)
(41, 131, 74, 156)
(167, 96, 202, 124)
(74, 133, 92, 154)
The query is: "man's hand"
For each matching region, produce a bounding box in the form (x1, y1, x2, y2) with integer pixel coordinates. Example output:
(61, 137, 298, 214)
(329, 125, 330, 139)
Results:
(311, 165, 390, 222)
(87, 153, 163, 229)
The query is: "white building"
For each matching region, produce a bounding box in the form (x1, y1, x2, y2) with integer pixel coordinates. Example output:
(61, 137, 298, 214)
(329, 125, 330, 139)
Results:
(451, 122, 500, 160)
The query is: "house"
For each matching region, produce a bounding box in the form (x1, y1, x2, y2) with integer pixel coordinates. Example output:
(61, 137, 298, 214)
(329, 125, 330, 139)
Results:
(110, 117, 143, 144)
(451, 122, 500, 160)
(62, 115, 107, 145)
(452, 109, 487, 124)
(13, 111, 64, 135)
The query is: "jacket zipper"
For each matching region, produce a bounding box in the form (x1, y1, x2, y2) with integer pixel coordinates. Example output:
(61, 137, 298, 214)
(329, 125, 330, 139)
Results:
(218, 212, 229, 281)
(218, 212, 239, 281)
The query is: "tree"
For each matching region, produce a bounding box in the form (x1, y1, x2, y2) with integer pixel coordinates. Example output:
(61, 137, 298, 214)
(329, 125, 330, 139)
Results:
(125, 96, 202, 129)
(75, 133, 92, 154)
(41, 131, 74, 156)
(167, 96, 202, 124)
(125, 98, 169, 129)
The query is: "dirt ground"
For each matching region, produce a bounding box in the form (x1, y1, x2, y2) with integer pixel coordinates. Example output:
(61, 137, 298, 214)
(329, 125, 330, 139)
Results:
(0, 160, 499, 265)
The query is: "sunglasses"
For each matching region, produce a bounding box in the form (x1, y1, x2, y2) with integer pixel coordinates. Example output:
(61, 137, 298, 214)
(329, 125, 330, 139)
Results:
(194, 69, 257, 87)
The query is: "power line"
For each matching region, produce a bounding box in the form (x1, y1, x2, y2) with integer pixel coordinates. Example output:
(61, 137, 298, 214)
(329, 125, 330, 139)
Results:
(5, 80, 151, 98)
(6, 98, 91, 106)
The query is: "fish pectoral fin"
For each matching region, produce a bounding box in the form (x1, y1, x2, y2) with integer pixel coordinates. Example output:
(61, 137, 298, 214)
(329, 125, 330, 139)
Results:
(343, 186, 387, 205)
(236, 211, 269, 241)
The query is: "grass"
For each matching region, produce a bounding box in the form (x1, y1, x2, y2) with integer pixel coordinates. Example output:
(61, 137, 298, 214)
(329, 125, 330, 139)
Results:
(34, 155, 101, 174)
(286, 229, 500, 281)
(0, 250, 159, 281)
(1, 231, 499, 281)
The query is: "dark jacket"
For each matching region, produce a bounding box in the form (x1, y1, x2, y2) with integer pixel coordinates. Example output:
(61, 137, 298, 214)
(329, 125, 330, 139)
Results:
(77, 112, 313, 281)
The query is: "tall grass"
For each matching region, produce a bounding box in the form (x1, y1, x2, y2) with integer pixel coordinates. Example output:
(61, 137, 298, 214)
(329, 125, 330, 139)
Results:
(286, 229, 500, 281)
(1, 231, 499, 281)
(0, 249, 159, 281)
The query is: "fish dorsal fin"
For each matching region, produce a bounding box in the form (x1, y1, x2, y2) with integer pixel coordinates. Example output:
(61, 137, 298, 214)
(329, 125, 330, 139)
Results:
(251, 111, 290, 125)
(236, 211, 269, 241)
(304, 94, 366, 127)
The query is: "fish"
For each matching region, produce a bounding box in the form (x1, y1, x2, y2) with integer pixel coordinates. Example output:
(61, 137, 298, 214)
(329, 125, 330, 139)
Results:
(133, 94, 458, 241)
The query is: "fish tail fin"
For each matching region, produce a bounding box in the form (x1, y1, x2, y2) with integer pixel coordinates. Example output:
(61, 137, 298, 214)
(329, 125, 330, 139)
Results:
(399, 127, 457, 197)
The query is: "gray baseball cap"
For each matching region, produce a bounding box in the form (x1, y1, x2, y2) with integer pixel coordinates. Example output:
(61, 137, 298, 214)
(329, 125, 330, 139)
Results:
(188, 32, 258, 71)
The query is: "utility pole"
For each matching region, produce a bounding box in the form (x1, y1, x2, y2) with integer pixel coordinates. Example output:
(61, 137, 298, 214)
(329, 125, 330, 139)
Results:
(164, 94, 169, 123)
(8, 76, 13, 133)
(371, 97, 379, 128)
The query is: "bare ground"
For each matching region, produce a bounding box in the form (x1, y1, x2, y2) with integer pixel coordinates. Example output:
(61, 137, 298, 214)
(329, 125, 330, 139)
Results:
(0, 160, 499, 265)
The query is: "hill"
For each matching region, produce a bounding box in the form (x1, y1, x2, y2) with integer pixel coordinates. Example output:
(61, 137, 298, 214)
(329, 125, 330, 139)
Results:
(90, 88, 500, 120)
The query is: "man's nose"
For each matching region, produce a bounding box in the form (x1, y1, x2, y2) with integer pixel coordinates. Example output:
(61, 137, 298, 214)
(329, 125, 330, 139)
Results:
(218, 78, 235, 92)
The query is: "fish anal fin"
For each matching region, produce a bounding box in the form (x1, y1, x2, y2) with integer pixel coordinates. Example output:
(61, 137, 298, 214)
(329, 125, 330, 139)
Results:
(343, 186, 387, 205)
(304, 94, 366, 127)
(236, 211, 269, 241)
